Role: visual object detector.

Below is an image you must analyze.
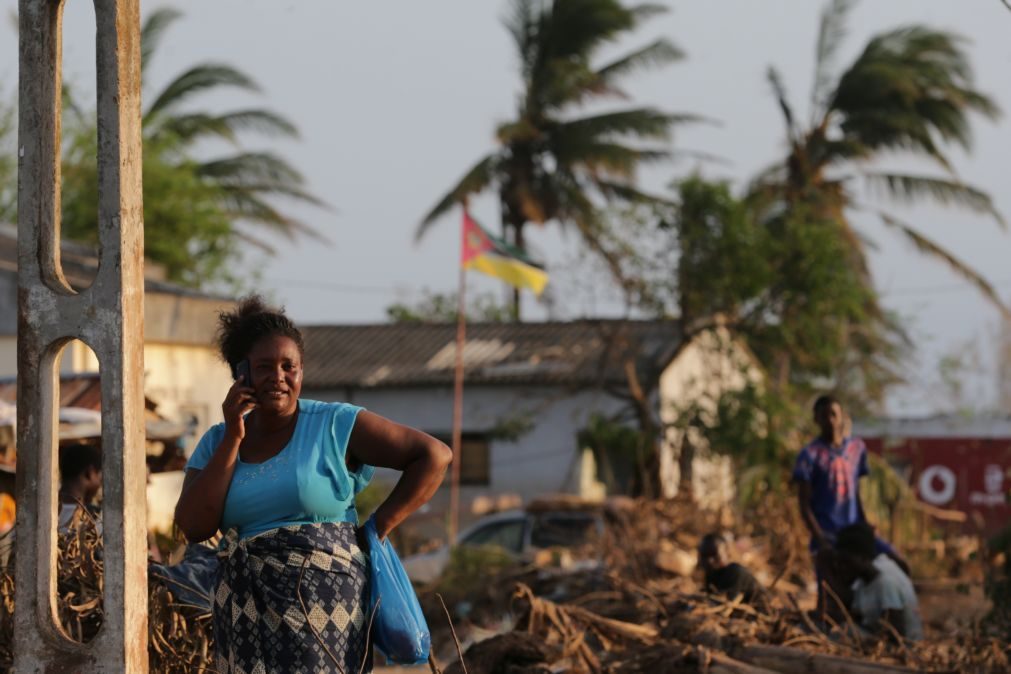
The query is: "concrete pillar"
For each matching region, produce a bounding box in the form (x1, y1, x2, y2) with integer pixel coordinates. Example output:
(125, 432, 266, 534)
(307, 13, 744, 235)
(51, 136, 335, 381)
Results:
(14, 0, 147, 671)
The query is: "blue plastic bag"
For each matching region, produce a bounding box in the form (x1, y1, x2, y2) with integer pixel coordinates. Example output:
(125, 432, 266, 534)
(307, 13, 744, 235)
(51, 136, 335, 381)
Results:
(363, 516, 431, 665)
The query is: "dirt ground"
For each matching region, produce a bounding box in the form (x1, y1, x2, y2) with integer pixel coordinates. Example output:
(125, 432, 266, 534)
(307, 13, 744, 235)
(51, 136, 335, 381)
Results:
(918, 580, 991, 631)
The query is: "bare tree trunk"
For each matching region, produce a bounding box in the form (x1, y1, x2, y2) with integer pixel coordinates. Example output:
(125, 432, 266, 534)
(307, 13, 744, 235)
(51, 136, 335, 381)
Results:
(624, 359, 662, 498)
(677, 431, 695, 503)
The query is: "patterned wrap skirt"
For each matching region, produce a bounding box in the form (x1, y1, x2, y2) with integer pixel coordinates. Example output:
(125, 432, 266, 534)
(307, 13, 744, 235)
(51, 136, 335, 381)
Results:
(214, 522, 372, 674)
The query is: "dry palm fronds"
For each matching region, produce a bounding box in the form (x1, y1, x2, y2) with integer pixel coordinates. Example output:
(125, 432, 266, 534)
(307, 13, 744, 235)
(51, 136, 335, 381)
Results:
(0, 511, 215, 672)
(426, 497, 1011, 674)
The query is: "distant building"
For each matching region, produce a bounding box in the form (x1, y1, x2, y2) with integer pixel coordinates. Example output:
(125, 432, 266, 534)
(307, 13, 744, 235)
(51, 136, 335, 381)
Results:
(301, 319, 760, 530)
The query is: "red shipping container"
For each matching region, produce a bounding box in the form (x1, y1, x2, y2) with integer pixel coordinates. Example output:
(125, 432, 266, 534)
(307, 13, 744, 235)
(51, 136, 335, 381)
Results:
(856, 419, 1011, 536)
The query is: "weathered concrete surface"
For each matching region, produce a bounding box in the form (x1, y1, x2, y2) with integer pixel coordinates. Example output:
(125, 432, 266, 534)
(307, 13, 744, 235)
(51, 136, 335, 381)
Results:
(14, 0, 147, 671)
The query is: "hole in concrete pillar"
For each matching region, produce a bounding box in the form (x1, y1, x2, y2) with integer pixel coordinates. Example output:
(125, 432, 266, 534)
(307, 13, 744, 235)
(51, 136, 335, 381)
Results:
(58, 0, 100, 292)
(54, 339, 104, 643)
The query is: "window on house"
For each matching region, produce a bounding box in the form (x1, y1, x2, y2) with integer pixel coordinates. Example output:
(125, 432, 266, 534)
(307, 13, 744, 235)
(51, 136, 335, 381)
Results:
(433, 432, 490, 486)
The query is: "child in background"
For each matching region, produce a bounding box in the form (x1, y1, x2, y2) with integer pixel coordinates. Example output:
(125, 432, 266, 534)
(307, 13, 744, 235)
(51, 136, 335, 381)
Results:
(698, 532, 768, 608)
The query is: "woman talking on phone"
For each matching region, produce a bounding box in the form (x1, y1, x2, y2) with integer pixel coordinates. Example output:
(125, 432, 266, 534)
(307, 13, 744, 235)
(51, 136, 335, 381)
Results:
(174, 296, 451, 673)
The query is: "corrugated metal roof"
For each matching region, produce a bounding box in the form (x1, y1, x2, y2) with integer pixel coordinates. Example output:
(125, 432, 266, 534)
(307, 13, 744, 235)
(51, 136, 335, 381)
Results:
(301, 320, 681, 389)
(0, 373, 166, 423)
(855, 416, 1011, 439)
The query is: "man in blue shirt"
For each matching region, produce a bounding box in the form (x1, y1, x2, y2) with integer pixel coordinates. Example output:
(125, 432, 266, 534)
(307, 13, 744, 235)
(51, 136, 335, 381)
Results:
(793, 395, 909, 611)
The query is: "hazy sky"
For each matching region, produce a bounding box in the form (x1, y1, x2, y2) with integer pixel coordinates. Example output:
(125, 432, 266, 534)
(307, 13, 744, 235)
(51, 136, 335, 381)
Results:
(4, 1, 1010, 414)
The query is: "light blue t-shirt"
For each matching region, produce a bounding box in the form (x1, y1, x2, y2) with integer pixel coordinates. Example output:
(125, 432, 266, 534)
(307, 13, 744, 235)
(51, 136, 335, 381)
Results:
(185, 399, 374, 539)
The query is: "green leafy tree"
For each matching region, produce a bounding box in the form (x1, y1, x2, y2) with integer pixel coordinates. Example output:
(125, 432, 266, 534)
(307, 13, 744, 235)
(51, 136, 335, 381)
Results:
(595, 176, 900, 409)
(60, 8, 325, 287)
(0, 94, 16, 223)
(418, 0, 694, 314)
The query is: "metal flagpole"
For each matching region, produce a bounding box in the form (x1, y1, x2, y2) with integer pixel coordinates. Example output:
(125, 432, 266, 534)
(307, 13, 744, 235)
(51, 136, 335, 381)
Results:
(448, 207, 468, 545)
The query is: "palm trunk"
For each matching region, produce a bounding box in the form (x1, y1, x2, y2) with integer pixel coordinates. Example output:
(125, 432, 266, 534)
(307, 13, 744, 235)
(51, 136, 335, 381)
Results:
(500, 190, 526, 321)
(511, 223, 525, 319)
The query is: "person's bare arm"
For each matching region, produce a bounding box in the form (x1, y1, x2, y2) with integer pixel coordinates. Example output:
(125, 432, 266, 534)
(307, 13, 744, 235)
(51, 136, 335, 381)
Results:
(797, 480, 828, 547)
(174, 379, 256, 542)
(347, 411, 452, 539)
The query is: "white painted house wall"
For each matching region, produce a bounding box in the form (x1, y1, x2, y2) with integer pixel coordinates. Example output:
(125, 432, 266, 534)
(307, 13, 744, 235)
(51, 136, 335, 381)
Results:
(305, 327, 761, 531)
(305, 384, 628, 530)
(658, 327, 759, 506)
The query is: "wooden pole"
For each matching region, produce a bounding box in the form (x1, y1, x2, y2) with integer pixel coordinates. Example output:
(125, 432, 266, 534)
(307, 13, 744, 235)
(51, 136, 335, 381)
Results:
(448, 213, 468, 545)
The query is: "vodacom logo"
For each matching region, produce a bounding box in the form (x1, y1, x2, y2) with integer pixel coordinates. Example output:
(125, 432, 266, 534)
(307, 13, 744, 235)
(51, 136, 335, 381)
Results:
(918, 465, 957, 505)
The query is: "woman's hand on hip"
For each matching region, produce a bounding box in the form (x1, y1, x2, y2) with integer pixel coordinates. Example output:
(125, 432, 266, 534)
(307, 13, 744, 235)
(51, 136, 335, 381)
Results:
(222, 377, 257, 441)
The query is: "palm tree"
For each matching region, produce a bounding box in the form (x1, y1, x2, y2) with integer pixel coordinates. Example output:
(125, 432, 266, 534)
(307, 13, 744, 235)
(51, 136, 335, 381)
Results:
(752, 0, 1004, 313)
(61, 8, 325, 286)
(418, 0, 695, 314)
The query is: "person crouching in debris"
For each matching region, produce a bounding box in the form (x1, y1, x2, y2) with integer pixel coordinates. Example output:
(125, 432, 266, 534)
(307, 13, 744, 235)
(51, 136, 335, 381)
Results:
(698, 533, 767, 608)
(793, 396, 909, 609)
(830, 523, 923, 640)
(0, 443, 105, 567)
(174, 295, 451, 674)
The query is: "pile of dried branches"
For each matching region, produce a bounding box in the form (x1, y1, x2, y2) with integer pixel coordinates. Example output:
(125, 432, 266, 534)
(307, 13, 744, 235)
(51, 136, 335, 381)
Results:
(428, 498, 1009, 674)
(0, 512, 213, 671)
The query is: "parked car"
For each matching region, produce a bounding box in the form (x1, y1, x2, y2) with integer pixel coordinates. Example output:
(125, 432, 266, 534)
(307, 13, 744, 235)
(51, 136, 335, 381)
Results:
(402, 505, 605, 584)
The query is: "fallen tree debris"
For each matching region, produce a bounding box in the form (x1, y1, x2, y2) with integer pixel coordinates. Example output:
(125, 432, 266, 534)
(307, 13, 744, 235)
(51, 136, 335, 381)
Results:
(421, 498, 1009, 674)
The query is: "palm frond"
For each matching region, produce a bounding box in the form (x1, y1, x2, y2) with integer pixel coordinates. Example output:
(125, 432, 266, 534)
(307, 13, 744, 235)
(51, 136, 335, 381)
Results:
(556, 176, 644, 300)
(145, 64, 260, 120)
(767, 66, 798, 143)
(218, 189, 327, 242)
(504, 0, 541, 81)
(594, 179, 675, 206)
(879, 211, 1008, 315)
(545, 0, 637, 62)
(417, 154, 498, 240)
(811, 0, 856, 119)
(627, 3, 669, 22)
(219, 182, 329, 209)
(596, 38, 684, 83)
(864, 172, 1005, 228)
(668, 148, 732, 167)
(156, 110, 299, 145)
(832, 26, 1000, 166)
(141, 8, 183, 74)
(560, 141, 668, 179)
(232, 227, 278, 254)
(197, 152, 305, 188)
(556, 108, 690, 144)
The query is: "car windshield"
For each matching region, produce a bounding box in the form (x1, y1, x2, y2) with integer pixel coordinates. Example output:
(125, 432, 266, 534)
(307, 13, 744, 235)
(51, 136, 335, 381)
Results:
(529, 514, 597, 548)
(461, 518, 525, 554)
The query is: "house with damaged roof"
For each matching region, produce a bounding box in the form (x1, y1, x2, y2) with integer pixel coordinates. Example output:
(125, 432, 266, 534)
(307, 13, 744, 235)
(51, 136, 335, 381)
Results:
(300, 318, 759, 528)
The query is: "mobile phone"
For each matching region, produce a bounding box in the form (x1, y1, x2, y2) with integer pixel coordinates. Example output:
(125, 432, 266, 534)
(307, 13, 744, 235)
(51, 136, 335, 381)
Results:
(234, 359, 252, 386)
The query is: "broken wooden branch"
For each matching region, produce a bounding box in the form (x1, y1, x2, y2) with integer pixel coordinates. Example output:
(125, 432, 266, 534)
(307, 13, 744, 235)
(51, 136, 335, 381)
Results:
(736, 645, 926, 674)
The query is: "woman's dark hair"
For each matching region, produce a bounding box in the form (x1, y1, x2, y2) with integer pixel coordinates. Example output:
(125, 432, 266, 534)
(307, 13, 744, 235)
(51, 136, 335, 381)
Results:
(215, 295, 304, 374)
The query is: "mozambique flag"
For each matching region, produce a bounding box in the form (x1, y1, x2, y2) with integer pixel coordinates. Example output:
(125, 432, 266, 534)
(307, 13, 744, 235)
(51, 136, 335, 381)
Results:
(461, 211, 549, 295)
